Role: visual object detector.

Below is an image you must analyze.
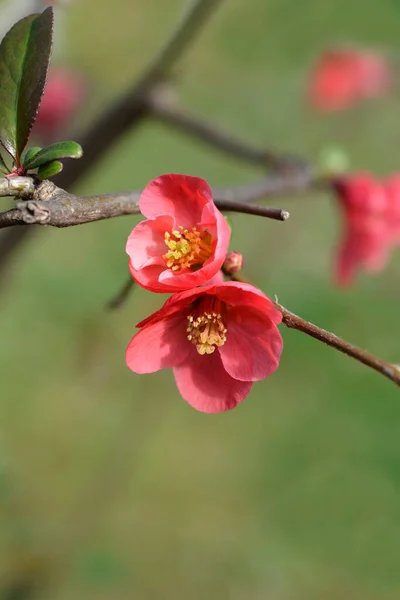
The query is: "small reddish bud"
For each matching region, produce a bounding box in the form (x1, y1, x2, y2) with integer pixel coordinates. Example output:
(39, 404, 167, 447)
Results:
(223, 251, 245, 274)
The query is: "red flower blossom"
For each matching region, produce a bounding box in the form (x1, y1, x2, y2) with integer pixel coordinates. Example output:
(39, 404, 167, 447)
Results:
(126, 174, 231, 293)
(334, 173, 400, 285)
(309, 49, 392, 112)
(126, 282, 283, 413)
(33, 67, 86, 141)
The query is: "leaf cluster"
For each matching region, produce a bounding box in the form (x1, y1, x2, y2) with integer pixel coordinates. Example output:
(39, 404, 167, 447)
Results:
(0, 7, 82, 180)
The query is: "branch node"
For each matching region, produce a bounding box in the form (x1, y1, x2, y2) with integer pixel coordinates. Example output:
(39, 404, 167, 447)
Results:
(33, 180, 58, 202)
(17, 201, 50, 224)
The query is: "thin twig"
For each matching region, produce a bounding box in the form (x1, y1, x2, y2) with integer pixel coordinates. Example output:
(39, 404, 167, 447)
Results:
(215, 199, 289, 220)
(226, 269, 400, 387)
(147, 90, 327, 188)
(107, 277, 135, 310)
(277, 303, 400, 385)
(148, 90, 279, 166)
(213, 170, 317, 202)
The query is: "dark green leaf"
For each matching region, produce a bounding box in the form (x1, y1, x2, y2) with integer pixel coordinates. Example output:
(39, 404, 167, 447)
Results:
(0, 8, 53, 161)
(21, 146, 42, 167)
(24, 141, 83, 169)
(37, 160, 63, 180)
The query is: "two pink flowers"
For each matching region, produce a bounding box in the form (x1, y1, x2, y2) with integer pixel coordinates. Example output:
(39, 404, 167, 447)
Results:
(125, 174, 283, 413)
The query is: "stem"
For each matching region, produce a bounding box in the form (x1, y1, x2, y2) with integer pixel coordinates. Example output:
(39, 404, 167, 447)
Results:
(107, 277, 135, 310)
(148, 91, 278, 166)
(226, 269, 400, 387)
(278, 304, 400, 385)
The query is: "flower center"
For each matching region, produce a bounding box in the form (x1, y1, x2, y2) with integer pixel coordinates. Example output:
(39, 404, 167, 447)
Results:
(186, 302, 227, 355)
(163, 226, 213, 272)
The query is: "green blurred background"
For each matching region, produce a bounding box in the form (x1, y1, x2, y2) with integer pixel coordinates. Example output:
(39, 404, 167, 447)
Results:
(0, 0, 400, 598)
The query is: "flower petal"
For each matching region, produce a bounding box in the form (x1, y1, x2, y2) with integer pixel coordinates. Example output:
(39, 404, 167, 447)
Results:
(126, 313, 191, 374)
(139, 174, 212, 228)
(219, 307, 283, 382)
(157, 257, 224, 291)
(128, 261, 166, 293)
(173, 350, 252, 413)
(215, 281, 283, 325)
(203, 270, 225, 286)
(126, 216, 173, 269)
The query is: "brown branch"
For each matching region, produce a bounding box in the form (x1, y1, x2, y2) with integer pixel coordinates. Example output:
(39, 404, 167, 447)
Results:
(213, 169, 317, 202)
(0, 178, 290, 229)
(147, 90, 325, 188)
(226, 270, 400, 387)
(148, 90, 279, 166)
(215, 200, 289, 220)
(278, 304, 400, 385)
(107, 277, 136, 310)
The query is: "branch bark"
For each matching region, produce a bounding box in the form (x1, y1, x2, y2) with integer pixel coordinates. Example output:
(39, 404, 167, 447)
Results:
(277, 303, 400, 386)
(0, 178, 290, 229)
(225, 269, 400, 388)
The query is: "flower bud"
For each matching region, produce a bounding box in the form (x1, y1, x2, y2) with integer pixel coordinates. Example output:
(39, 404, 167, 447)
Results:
(223, 251, 244, 274)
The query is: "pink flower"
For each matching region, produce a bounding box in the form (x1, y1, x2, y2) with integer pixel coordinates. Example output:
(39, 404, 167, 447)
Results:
(126, 282, 283, 413)
(126, 174, 231, 293)
(33, 67, 86, 141)
(309, 49, 392, 112)
(333, 173, 400, 285)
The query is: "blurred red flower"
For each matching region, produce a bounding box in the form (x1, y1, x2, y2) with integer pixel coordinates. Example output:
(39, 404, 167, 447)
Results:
(126, 281, 283, 413)
(126, 174, 231, 293)
(334, 173, 400, 285)
(309, 49, 392, 112)
(33, 67, 86, 141)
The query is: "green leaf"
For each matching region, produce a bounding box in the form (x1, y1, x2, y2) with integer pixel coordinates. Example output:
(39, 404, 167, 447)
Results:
(21, 146, 42, 167)
(0, 8, 53, 161)
(37, 160, 63, 180)
(24, 141, 83, 169)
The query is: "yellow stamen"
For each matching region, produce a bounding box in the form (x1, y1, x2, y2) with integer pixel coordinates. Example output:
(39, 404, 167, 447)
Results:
(163, 226, 213, 272)
(186, 311, 227, 355)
